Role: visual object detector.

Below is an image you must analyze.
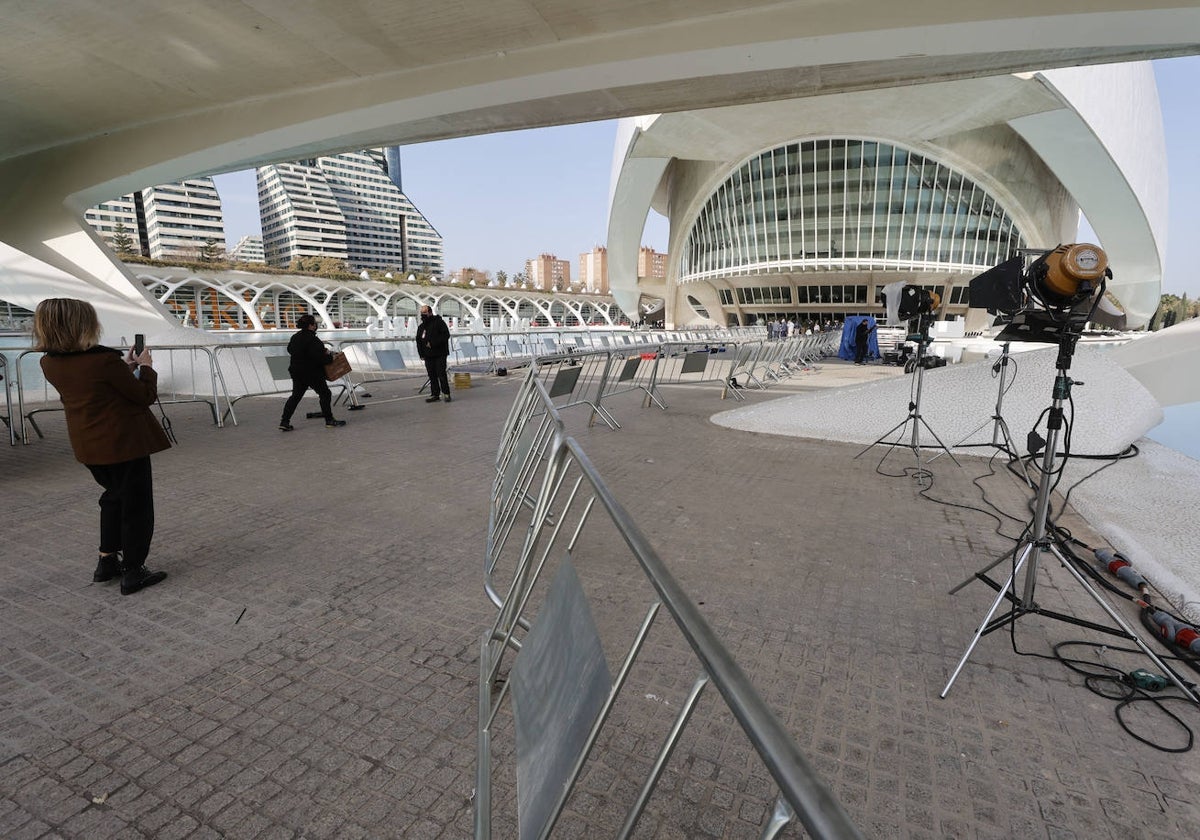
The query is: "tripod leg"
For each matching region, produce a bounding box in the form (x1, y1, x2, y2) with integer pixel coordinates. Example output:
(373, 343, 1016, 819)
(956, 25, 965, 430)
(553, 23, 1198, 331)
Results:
(941, 543, 1033, 698)
(917, 415, 962, 467)
(996, 416, 1034, 488)
(854, 416, 912, 460)
(947, 537, 1025, 594)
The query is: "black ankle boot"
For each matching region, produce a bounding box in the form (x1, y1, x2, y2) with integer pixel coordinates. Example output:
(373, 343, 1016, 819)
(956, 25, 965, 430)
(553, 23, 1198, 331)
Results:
(93, 553, 121, 583)
(121, 564, 167, 596)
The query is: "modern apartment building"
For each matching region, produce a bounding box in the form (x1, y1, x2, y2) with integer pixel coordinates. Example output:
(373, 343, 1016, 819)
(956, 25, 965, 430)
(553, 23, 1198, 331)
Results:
(85, 178, 226, 260)
(257, 148, 443, 275)
(84, 195, 141, 253)
(525, 253, 571, 291)
(228, 234, 266, 264)
(141, 179, 226, 260)
(638, 246, 668, 280)
(579, 246, 608, 294)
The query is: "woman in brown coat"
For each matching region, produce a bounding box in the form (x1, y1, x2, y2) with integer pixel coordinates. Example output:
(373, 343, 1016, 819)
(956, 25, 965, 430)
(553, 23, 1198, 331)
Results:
(34, 299, 171, 595)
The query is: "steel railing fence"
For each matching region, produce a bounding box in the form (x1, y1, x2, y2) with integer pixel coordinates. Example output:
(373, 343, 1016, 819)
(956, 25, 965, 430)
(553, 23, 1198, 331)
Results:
(642, 340, 761, 406)
(13, 345, 223, 443)
(478, 364, 862, 840)
(1, 353, 14, 445)
(4, 327, 832, 447)
(211, 340, 321, 425)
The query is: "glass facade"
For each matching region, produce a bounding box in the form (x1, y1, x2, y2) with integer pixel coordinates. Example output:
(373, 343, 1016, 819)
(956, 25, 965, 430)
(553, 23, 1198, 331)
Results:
(679, 139, 1026, 282)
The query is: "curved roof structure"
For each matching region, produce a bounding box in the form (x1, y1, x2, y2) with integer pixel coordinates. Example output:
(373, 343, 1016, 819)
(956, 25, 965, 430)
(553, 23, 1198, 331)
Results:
(0, 2, 1195, 339)
(607, 64, 1167, 327)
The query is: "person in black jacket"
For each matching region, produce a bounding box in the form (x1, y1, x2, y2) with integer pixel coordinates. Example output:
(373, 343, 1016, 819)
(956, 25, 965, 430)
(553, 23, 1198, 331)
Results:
(416, 305, 452, 403)
(854, 318, 877, 365)
(279, 314, 346, 430)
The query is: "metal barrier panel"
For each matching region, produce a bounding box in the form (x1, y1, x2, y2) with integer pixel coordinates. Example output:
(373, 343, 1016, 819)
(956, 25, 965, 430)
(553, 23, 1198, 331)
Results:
(644, 340, 747, 405)
(15, 345, 223, 443)
(1, 353, 15, 445)
(510, 555, 612, 840)
(532, 349, 620, 429)
(478, 367, 862, 840)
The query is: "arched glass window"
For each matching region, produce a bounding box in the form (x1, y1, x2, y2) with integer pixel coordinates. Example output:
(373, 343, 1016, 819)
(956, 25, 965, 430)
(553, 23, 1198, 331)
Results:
(679, 139, 1026, 282)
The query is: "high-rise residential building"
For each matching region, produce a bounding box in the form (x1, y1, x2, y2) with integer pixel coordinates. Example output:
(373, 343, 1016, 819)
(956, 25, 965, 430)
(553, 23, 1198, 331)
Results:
(85, 178, 227, 260)
(525, 253, 571, 291)
(638, 245, 668, 280)
(257, 148, 443, 275)
(579, 246, 608, 294)
(142, 178, 226, 261)
(257, 160, 348, 266)
(228, 234, 266, 264)
(85, 195, 141, 254)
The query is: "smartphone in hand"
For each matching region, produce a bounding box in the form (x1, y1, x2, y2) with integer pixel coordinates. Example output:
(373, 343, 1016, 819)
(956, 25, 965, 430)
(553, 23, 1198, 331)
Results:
(134, 334, 145, 355)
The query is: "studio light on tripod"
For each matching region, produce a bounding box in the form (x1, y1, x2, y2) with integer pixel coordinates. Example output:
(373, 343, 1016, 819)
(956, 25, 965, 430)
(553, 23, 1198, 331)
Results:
(967, 243, 1127, 340)
(881, 280, 941, 326)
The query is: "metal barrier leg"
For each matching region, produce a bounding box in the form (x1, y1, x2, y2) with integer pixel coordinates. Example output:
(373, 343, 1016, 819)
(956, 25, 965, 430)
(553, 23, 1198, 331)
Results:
(616, 674, 709, 840)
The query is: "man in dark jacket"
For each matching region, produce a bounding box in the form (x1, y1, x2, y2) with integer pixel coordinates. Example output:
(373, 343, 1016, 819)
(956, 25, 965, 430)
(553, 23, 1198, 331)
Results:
(854, 318, 877, 365)
(279, 314, 346, 430)
(416, 305, 452, 403)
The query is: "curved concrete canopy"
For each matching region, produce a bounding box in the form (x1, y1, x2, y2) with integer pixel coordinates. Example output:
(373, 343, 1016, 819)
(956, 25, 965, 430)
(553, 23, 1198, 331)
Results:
(0, 2, 1197, 338)
(606, 66, 1166, 327)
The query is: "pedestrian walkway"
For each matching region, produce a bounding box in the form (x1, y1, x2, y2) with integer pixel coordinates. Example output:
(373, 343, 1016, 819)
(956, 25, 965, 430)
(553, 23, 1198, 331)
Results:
(1, 365, 1197, 838)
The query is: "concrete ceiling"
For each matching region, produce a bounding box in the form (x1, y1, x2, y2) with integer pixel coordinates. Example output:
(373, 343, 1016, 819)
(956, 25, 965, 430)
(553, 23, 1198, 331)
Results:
(2, 1, 1198, 167)
(0, 0, 1198, 336)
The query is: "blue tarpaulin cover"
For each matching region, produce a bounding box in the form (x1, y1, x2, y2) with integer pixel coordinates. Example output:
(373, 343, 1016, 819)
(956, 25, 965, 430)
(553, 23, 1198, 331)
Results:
(839, 315, 879, 361)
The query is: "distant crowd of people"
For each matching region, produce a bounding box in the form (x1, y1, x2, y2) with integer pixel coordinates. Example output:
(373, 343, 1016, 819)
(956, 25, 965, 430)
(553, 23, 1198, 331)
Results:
(760, 317, 842, 339)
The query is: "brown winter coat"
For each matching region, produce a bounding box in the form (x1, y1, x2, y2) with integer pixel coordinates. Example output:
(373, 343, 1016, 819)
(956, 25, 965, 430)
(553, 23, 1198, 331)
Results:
(40, 346, 172, 466)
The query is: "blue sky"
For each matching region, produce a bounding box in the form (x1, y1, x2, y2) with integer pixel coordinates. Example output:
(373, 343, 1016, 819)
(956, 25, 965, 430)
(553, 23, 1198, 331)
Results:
(215, 56, 1199, 297)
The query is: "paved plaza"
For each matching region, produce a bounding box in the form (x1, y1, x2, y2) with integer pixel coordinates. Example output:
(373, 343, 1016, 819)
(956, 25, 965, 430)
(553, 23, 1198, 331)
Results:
(2, 360, 1199, 839)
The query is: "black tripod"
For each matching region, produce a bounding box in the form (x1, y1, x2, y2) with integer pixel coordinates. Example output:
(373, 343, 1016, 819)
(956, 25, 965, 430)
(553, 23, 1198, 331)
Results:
(941, 330, 1199, 702)
(932, 342, 1031, 487)
(856, 327, 960, 482)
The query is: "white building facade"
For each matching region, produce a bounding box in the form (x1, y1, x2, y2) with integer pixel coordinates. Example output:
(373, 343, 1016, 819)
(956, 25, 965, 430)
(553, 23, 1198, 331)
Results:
(256, 149, 443, 276)
(141, 178, 226, 261)
(228, 235, 266, 264)
(606, 64, 1168, 330)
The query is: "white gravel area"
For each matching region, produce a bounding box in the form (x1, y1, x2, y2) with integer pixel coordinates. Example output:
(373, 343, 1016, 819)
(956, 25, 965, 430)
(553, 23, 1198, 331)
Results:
(714, 347, 1200, 622)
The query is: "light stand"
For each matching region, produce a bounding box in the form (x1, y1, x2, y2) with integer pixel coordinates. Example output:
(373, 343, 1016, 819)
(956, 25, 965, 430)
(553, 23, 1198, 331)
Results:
(855, 319, 961, 482)
(941, 330, 1199, 702)
(932, 342, 1032, 487)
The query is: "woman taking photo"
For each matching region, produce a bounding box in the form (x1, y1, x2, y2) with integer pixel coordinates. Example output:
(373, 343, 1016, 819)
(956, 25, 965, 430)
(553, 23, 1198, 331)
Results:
(34, 298, 171, 595)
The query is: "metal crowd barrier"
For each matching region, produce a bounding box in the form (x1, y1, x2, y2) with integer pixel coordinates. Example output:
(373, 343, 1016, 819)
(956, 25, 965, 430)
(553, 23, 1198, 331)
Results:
(1, 353, 14, 445)
(478, 365, 861, 840)
(13, 345, 223, 443)
(642, 340, 757, 406)
(530, 349, 620, 429)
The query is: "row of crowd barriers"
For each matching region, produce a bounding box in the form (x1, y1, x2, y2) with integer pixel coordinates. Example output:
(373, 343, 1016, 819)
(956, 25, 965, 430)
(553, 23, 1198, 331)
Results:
(2, 326, 839, 445)
(478, 361, 861, 839)
(522, 332, 841, 432)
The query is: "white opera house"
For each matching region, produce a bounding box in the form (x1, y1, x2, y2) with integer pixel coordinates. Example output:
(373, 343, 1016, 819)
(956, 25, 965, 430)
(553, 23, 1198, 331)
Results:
(605, 63, 1165, 332)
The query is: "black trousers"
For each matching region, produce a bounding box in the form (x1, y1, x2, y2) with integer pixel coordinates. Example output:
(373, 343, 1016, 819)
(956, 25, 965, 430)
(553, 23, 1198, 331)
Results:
(281, 373, 332, 423)
(424, 355, 450, 398)
(87, 456, 155, 568)
(855, 341, 868, 363)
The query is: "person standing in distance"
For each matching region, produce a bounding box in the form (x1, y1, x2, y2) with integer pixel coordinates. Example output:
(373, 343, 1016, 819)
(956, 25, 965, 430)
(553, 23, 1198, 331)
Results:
(279, 314, 346, 430)
(34, 298, 170, 596)
(416, 305, 452, 403)
(854, 318, 877, 365)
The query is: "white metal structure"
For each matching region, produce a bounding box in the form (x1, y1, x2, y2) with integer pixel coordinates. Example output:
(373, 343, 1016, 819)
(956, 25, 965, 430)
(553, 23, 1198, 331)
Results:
(607, 65, 1169, 329)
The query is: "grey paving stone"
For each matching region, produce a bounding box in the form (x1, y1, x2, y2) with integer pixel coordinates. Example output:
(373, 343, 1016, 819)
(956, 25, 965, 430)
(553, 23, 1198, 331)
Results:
(3, 366, 1199, 838)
